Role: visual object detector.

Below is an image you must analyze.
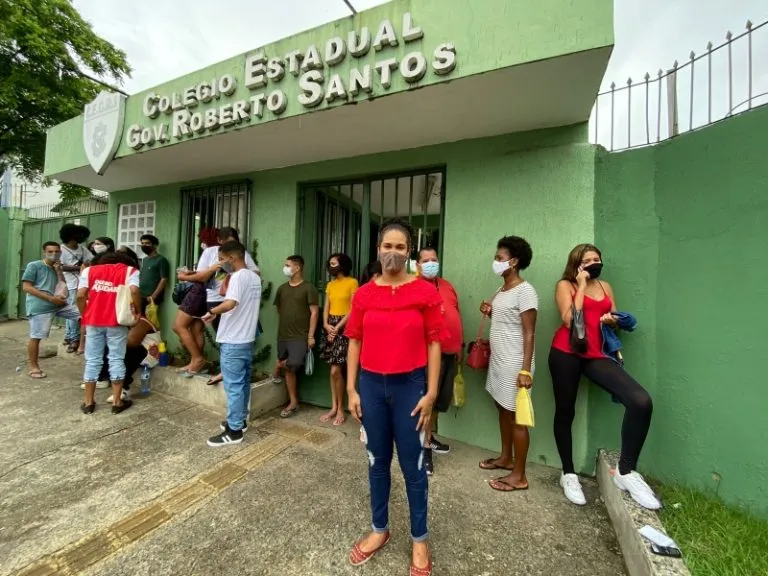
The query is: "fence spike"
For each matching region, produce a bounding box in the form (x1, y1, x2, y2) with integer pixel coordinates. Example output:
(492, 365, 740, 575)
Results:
(673, 60, 679, 69)
(658, 69, 663, 78)
(627, 77, 633, 86)
(726, 31, 733, 40)
(689, 50, 695, 60)
(746, 20, 753, 30)
(610, 81, 616, 90)
(706, 41, 713, 51)
(644, 72, 650, 81)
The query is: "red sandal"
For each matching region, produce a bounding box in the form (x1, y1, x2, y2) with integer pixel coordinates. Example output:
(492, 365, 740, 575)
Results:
(410, 557, 433, 576)
(348, 532, 390, 567)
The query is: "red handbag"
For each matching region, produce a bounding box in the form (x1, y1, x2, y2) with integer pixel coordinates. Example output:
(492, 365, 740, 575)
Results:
(466, 315, 491, 370)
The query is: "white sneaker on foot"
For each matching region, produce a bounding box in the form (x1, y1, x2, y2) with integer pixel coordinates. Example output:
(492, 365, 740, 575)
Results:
(107, 390, 129, 404)
(80, 381, 109, 389)
(613, 470, 662, 510)
(560, 473, 587, 506)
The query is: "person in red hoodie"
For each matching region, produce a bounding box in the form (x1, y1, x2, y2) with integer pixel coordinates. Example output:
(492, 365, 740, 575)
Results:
(76, 252, 141, 414)
(416, 247, 464, 476)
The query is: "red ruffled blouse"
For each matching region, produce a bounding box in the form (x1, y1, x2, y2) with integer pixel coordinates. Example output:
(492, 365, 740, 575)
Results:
(345, 279, 445, 375)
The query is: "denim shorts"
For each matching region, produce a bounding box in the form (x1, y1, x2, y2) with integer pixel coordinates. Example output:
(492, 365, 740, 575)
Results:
(29, 306, 81, 339)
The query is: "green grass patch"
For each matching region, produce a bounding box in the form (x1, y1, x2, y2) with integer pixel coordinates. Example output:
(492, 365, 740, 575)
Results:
(656, 484, 768, 576)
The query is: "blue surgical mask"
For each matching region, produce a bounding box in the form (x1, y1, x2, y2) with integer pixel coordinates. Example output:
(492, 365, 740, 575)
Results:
(420, 261, 440, 279)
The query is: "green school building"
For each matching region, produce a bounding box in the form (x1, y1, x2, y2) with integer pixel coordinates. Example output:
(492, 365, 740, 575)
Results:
(38, 0, 768, 517)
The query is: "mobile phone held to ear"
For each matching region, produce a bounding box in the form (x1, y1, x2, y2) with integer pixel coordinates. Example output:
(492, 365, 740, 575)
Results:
(650, 543, 682, 558)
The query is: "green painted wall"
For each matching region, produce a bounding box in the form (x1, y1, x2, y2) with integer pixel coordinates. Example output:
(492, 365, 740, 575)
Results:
(110, 122, 599, 472)
(0, 209, 26, 318)
(45, 0, 612, 176)
(594, 105, 768, 517)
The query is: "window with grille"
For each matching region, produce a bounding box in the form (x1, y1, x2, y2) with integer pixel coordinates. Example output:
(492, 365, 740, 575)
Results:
(180, 180, 252, 268)
(118, 201, 156, 257)
(297, 168, 446, 292)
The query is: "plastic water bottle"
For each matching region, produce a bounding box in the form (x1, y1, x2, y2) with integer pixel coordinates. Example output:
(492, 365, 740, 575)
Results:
(140, 365, 151, 397)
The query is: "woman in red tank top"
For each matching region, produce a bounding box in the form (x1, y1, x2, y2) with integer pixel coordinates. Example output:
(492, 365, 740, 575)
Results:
(548, 244, 661, 511)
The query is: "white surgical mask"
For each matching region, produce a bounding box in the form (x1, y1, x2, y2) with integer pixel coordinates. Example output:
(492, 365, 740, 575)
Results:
(93, 244, 107, 254)
(492, 260, 510, 276)
(282, 266, 294, 278)
(45, 252, 61, 262)
(420, 261, 440, 279)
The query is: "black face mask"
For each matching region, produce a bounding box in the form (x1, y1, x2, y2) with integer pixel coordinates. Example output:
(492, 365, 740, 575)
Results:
(327, 265, 340, 276)
(140, 246, 154, 255)
(584, 262, 603, 279)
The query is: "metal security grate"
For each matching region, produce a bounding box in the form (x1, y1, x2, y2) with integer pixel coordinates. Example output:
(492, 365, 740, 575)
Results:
(180, 180, 252, 268)
(298, 167, 446, 290)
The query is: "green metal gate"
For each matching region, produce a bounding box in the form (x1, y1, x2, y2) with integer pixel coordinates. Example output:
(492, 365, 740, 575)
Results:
(17, 211, 108, 318)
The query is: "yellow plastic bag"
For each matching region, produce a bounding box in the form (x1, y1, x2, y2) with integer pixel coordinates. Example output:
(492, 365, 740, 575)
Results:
(516, 387, 535, 427)
(145, 297, 160, 328)
(452, 364, 466, 408)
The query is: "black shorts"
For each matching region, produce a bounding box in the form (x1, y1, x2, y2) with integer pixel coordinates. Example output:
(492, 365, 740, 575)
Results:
(178, 282, 207, 318)
(435, 353, 458, 412)
(278, 340, 308, 371)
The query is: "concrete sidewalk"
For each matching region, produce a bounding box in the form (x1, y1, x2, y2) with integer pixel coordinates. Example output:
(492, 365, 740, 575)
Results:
(0, 320, 625, 576)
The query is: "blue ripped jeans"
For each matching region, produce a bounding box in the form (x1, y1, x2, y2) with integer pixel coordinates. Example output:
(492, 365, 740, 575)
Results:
(359, 368, 428, 542)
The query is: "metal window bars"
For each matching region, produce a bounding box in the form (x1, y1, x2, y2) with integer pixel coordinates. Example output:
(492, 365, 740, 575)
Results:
(592, 19, 767, 152)
(179, 180, 252, 268)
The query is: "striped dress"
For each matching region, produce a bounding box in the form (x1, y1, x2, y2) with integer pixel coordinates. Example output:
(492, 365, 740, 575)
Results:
(485, 282, 539, 411)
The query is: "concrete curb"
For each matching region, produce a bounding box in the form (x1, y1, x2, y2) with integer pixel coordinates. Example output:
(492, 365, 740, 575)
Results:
(597, 450, 691, 576)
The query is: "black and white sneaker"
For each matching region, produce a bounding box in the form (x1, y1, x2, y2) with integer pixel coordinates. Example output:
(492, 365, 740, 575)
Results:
(220, 421, 248, 433)
(424, 448, 434, 476)
(207, 426, 244, 447)
(430, 437, 451, 454)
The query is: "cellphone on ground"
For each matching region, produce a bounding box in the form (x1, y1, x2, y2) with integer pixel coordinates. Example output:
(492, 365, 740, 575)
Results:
(650, 543, 682, 558)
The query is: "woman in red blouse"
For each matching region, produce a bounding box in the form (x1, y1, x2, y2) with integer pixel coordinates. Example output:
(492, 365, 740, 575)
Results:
(345, 219, 444, 576)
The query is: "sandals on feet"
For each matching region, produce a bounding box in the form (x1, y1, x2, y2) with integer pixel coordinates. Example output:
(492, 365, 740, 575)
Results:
(349, 532, 390, 567)
(280, 406, 299, 418)
(489, 476, 529, 492)
(27, 369, 47, 379)
(410, 558, 433, 576)
(479, 458, 514, 471)
(80, 403, 95, 414)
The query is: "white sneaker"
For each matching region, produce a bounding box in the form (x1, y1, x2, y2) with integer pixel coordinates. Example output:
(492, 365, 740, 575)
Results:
(560, 473, 587, 506)
(107, 390, 129, 404)
(80, 381, 109, 389)
(613, 471, 662, 510)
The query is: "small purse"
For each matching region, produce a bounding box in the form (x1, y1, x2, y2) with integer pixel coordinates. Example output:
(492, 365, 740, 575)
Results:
(569, 304, 588, 354)
(466, 315, 491, 370)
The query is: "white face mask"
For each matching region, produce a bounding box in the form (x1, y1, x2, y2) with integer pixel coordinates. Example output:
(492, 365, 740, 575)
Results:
(282, 266, 294, 278)
(492, 260, 510, 276)
(93, 244, 108, 254)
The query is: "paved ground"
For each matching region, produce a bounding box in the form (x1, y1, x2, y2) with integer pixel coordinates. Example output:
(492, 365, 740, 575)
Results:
(0, 320, 625, 576)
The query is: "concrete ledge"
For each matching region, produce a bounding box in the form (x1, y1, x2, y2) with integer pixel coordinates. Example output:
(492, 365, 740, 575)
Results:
(597, 450, 691, 576)
(151, 368, 287, 422)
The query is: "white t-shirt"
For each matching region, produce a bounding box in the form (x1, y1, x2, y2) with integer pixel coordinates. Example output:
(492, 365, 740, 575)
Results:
(79, 266, 140, 289)
(196, 245, 259, 303)
(216, 269, 262, 345)
(60, 244, 92, 290)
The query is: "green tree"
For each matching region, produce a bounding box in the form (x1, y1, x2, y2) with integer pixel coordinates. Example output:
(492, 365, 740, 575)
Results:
(0, 0, 131, 183)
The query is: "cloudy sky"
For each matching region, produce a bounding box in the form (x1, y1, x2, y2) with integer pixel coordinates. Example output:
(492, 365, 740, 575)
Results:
(72, 0, 768, 149)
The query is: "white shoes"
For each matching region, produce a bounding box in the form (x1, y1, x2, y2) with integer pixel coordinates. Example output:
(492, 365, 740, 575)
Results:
(80, 381, 109, 389)
(614, 470, 662, 510)
(560, 473, 587, 506)
(107, 390, 130, 404)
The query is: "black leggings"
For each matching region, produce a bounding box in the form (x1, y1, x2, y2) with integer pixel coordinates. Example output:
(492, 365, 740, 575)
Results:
(548, 347, 653, 475)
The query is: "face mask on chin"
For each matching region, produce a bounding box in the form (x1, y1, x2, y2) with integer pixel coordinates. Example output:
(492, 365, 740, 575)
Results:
(420, 261, 440, 279)
(583, 262, 603, 279)
(379, 251, 407, 273)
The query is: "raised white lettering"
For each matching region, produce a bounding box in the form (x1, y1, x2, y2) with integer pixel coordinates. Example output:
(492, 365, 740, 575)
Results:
(266, 90, 287, 115)
(249, 93, 266, 118)
(232, 100, 250, 122)
(219, 104, 234, 126)
(143, 95, 159, 119)
(372, 20, 398, 51)
(126, 124, 142, 148)
(375, 58, 398, 89)
(183, 87, 197, 108)
(325, 37, 346, 66)
(285, 50, 303, 76)
(400, 52, 427, 83)
(204, 108, 219, 129)
(326, 73, 347, 103)
(267, 57, 285, 81)
(219, 74, 237, 96)
(348, 27, 371, 57)
(190, 113, 205, 133)
(298, 70, 324, 108)
(402, 13, 424, 42)
(173, 110, 191, 138)
(348, 65, 372, 97)
(245, 54, 268, 89)
(433, 43, 457, 75)
(302, 45, 323, 71)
